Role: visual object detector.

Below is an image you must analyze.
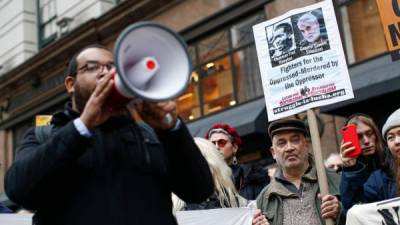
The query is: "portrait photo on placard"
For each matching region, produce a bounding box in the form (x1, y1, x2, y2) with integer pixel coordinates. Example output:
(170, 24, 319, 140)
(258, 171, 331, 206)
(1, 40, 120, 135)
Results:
(266, 18, 298, 67)
(292, 8, 330, 56)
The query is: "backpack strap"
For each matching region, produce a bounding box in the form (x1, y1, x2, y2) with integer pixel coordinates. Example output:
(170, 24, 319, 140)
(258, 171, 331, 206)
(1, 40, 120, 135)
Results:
(35, 125, 55, 144)
(136, 121, 159, 142)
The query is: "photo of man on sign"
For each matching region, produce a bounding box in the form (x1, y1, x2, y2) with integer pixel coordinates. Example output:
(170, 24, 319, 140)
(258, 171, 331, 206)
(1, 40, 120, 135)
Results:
(268, 22, 296, 58)
(293, 8, 330, 54)
(266, 18, 297, 67)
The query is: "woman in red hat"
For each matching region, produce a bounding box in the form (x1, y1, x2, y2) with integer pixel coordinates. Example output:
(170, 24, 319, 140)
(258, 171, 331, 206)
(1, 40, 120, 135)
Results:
(206, 124, 269, 200)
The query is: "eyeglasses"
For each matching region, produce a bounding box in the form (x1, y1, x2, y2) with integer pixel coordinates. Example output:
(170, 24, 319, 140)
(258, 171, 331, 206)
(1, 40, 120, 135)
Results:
(78, 61, 115, 74)
(211, 139, 230, 148)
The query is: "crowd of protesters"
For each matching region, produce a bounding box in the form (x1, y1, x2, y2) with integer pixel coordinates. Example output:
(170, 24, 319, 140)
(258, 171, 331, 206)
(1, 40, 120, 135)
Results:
(1, 44, 400, 225)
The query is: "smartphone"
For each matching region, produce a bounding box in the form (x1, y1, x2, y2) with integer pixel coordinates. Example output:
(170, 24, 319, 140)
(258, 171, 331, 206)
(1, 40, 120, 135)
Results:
(341, 124, 362, 158)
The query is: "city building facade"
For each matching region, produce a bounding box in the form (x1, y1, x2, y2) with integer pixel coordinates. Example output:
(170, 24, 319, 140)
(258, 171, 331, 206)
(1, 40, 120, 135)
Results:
(0, 0, 398, 195)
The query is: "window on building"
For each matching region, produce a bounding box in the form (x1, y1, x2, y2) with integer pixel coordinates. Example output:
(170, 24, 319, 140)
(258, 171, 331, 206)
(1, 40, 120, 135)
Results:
(231, 15, 264, 104)
(338, 0, 388, 64)
(201, 55, 235, 115)
(176, 71, 201, 121)
(37, 0, 58, 48)
(177, 11, 265, 122)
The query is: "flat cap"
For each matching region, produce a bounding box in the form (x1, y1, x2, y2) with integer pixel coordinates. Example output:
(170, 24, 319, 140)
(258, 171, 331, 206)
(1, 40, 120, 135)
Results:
(268, 118, 308, 139)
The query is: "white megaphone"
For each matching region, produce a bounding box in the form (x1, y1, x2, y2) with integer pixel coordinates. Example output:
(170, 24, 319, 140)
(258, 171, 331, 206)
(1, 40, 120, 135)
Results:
(106, 21, 192, 110)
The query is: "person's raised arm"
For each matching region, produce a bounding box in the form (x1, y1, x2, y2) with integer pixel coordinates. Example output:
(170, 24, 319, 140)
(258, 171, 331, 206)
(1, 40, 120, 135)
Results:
(5, 71, 124, 209)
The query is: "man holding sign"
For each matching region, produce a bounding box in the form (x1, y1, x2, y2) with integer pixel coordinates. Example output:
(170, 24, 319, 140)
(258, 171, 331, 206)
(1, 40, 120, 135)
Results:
(253, 0, 353, 121)
(256, 119, 341, 225)
(253, 1, 352, 224)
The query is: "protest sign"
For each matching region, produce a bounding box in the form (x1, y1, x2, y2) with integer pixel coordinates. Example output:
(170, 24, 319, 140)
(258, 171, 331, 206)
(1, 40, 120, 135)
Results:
(346, 197, 400, 225)
(253, 0, 354, 121)
(0, 214, 32, 225)
(376, 0, 400, 61)
(176, 208, 253, 225)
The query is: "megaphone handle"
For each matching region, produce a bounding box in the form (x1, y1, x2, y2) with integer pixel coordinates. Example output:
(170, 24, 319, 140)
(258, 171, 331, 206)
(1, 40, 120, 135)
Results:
(128, 99, 175, 127)
(164, 113, 173, 127)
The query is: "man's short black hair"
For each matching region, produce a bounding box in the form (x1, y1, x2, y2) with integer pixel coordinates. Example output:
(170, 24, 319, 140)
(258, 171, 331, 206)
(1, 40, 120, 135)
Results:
(66, 44, 109, 77)
(274, 23, 293, 35)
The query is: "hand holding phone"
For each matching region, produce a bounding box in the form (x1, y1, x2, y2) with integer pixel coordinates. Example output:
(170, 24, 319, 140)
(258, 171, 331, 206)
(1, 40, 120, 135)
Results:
(341, 124, 362, 158)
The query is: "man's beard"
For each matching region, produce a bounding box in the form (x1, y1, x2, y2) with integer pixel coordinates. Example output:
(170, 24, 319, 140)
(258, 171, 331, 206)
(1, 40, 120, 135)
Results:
(73, 82, 92, 114)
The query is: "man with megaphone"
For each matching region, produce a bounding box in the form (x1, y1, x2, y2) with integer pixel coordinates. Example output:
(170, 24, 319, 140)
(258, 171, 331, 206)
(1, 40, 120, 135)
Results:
(4, 44, 214, 225)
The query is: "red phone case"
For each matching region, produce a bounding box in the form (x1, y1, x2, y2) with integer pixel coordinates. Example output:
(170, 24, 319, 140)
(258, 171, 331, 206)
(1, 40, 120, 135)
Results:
(341, 124, 362, 158)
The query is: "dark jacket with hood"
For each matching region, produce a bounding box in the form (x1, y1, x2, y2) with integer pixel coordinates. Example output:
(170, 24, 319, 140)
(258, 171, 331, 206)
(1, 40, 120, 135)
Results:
(183, 193, 248, 210)
(5, 103, 214, 225)
(231, 163, 269, 200)
(340, 149, 396, 214)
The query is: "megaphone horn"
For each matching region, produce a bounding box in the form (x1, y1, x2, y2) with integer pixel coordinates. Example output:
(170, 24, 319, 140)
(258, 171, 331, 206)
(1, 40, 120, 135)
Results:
(108, 21, 192, 108)
(114, 57, 159, 97)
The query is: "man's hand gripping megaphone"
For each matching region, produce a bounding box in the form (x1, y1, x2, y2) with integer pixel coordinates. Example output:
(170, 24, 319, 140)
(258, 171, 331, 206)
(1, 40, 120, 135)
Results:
(79, 68, 178, 130)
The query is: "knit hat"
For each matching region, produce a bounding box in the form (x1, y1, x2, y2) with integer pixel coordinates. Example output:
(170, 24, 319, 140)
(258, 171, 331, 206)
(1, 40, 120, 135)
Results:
(268, 118, 308, 140)
(205, 124, 242, 146)
(382, 108, 400, 140)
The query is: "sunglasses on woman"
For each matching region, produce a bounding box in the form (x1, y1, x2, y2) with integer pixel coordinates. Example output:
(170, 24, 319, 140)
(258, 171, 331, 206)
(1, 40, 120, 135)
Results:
(211, 139, 230, 148)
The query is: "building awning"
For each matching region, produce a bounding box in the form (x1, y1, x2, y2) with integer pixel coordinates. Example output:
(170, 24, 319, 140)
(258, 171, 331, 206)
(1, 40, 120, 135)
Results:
(187, 98, 267, 137)
(188, 54, 400, 138)
(322, 53, 400, 113)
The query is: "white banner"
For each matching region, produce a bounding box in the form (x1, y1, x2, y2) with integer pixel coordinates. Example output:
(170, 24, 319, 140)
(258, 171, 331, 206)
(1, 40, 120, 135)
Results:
(253, 0, 354, 121)
(346, 197, 400, 225)
(176, 208, 254, 225)
(0, 214, 32, 225)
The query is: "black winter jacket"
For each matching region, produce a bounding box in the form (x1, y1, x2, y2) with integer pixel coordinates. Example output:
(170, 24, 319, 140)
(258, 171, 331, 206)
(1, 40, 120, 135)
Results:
(5, 103, 214, 225)
(231, 164, 269, 200)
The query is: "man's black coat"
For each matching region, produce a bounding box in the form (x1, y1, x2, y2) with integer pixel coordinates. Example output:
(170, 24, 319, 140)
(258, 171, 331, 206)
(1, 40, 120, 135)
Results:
(5, 104, 214, 225)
